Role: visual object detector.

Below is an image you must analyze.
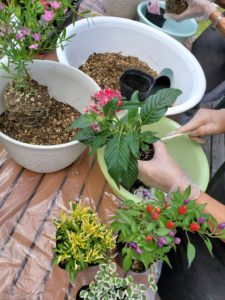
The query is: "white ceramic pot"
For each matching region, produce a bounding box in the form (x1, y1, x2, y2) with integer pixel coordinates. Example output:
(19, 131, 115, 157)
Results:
(0, 60, 100, 173)
(103, 0, 142, 19)
(56, 16, 206, 115)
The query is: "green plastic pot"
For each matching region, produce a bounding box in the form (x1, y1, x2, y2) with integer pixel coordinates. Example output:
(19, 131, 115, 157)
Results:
(97, 117, 209, 202)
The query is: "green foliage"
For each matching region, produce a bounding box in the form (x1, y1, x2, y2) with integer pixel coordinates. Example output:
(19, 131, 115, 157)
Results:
(110, 188, 224, 272)
(79, 262, 149, 300)
(53, 203, 116, 281)
(0, 0, 85, 88)
(72, 88, 182, 189)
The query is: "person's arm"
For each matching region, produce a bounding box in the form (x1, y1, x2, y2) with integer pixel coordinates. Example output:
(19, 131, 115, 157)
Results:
(165, 0, 225, 36)
(138, 142, 225, 226)
(209, 9, 225, 36)
(196, 192, 225, 224)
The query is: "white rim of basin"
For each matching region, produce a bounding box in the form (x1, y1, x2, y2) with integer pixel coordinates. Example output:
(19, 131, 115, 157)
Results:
(0, 59, 99, 150)
(57, 16, 206, 116)
(137, 1, 198, 38)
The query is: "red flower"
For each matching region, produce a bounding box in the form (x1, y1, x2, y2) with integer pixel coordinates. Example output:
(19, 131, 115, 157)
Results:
(190, 223, 200, 232)
(155, 207, 161, 213)
(146, 205, 153, 213)
(179, 205, 187, 215)
(151, 212, 159, 220)
(146, 235, 153, 241)
(166, 221, 174, 229)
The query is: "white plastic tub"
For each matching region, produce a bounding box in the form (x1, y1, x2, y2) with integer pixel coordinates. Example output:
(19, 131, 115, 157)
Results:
(0, 60, 100, 173)
(57, 16, 206, 115)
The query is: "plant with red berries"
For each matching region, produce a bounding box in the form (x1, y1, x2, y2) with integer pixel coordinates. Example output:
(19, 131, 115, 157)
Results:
(110, 187, 225, 274)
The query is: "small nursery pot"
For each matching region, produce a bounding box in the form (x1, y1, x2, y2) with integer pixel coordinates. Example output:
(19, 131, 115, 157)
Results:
(120, 69, 155, 101)
(145, 7, 166, 28)
(0, 60, 100, 173)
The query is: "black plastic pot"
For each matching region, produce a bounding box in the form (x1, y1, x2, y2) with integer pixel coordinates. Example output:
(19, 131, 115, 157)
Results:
(120, 69, 156, 101)
(145, 7, 166, 28)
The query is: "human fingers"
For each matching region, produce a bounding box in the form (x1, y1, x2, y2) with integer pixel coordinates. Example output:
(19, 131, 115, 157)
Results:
(164, 11, 191, 21)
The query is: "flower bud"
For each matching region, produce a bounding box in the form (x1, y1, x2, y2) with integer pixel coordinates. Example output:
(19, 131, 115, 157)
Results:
(183, 198, 190, 205)
(174, 237, 181, 245)
(169, 230, 175, 237)
(198, 217, 205, 225)
(218, 222, 225, 230)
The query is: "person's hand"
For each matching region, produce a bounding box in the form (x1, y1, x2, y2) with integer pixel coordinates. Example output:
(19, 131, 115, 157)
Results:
(176, 108, 225, 142)
(138, 141, 200, 198)
(164, 0, 216, 21)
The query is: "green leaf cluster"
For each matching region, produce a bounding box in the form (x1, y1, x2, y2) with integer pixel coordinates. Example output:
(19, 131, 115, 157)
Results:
(0, 0, 80, 88)
(79, 262, 148, 300)
(52, 203, 116, 281)
(110, 188, 223, 273)
(72, 88, 182, 189)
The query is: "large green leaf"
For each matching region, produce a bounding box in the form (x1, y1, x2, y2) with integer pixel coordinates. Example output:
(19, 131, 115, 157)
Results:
(105, 134, 130, 187)
(187, 241, 196, 268)
(140, 88, 182, 125)
(121, 157, 138, 189)
(128, 91, 140, 123)
(139, 131, 159, 144)
(69, 113, 94, 129)
(103, 99, 118, 118)
(126, 132, 139, 158)
(73, 127, 96, 145)
(89, 131, 111, 155)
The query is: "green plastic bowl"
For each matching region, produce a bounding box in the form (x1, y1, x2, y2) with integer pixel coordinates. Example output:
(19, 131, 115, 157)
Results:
(97, 117, 209, 202)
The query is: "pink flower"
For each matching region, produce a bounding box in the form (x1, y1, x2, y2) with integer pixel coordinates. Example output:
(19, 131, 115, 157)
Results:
(0, 3, 4, 10)
(29, 44, 39, 49)
(91, 123, 100, 132)
(49, 1, 61, 10)
(42, 10, 54, 22)
(16, 33, 24, 40)
(21, 27, 30, 36)
(93, 89, 122, 106)
(32, 33, 41, 42)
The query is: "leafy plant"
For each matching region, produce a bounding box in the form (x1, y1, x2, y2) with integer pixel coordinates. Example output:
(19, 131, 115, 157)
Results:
(110, 187, 225, 273)
(79, 262, 152, 300)
(53, 203, 116, 281)
(71, 88, 182, 189)
(0, 0, 80, 88)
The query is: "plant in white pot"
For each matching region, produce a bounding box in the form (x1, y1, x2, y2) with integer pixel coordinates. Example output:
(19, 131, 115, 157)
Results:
(0, 1, 100, 172)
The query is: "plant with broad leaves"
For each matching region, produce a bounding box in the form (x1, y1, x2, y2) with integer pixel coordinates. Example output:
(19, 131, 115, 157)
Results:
(110, 187, 225, 274)
(79, 262, 152, 300)
(52, 202, 116, 281)
(0, 0, 82, 89)
(71, 88, 182, 189)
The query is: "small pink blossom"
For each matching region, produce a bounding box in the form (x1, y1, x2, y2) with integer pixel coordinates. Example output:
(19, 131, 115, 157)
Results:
(91, 123, 100, 132)
(16, 33, 24, 40)
(29, 44, 39, 49)
(21, 27, 30, 36)
(32, 33, 41, 42)
(49, 1, 61, 10)
(42, 10, 54, 22)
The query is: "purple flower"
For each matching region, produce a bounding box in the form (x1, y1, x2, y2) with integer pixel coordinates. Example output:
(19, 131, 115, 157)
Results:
(42, 10, 54, 22)
(21, 27, 30, 36)
(198, 217, 205, 225)
(29, 44, 38, 49)
(169, 230, 175, 237)
(49, 1, 61, 10)
(183, 198, 190, 205)
(32, 33, 41, 42)
(135, 247, 142, 254)
(174, 237, 181, 245)
(218, 222, 225, 230)
(0, 3, 4, 10)
(130, 242, 137, 249)
(16, 33, 24, 40)
(157, 237, 167, 248)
